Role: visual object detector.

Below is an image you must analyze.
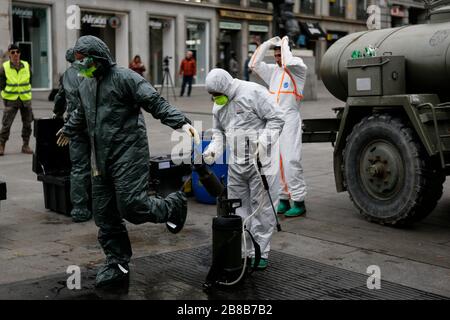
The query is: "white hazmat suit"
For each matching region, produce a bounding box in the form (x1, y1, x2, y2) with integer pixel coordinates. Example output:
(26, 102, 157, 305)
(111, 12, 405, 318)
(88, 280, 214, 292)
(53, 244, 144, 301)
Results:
(203, 69, 285, 260)
(248, 36, 307, 204)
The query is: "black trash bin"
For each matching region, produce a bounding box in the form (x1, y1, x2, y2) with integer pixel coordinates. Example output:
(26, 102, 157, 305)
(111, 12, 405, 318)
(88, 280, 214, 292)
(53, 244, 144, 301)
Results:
(149, 155, 192, 197)
(33, 118, 73, 215)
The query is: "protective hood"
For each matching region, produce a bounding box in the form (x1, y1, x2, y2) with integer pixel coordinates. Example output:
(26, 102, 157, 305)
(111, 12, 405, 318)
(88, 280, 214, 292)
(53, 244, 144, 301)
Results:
(73, 35, 116, 68)
(65, 48, 75, 63)
(205, 68, 238, 99)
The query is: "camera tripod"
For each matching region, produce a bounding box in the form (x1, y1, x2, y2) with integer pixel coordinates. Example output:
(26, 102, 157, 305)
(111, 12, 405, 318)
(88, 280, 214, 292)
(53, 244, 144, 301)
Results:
(159, 62, 177, 102)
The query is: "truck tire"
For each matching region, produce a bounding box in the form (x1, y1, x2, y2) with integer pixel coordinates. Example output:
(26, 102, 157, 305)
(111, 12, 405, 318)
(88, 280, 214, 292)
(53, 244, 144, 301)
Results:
(343, 114, 444, 226)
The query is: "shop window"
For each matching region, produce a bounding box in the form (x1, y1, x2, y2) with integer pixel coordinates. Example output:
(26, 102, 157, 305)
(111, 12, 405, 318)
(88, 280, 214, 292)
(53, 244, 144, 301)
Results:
(218, 24, 241, 76)
(149, 18, 175, 86)
(391, 5, 407, 27)
(221, 0, 241, 5)
(357, 0, 368, 20)
(80, 11, 118, 59)
(249, 0, 268, 9)
(300, 0, 315, 15)
(326, 30, 347, 48)
(391, 16, 405, 28)
(409, 7, 427, 24)
(329, 0, 346, 18)
(149, 22, 164, 85)
(186, 21, 209, 85)
(248, 24, 269, 52)
(12, 5, 51, 89)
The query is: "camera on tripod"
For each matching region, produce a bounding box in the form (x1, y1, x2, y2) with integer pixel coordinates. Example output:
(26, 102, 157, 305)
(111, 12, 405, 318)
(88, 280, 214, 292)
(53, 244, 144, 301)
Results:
(159, 56, 176, 101)
(163, 56, 172, 66)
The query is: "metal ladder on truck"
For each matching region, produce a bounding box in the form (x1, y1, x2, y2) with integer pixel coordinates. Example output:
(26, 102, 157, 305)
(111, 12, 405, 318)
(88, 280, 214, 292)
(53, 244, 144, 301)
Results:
(418, 102, 450, 172)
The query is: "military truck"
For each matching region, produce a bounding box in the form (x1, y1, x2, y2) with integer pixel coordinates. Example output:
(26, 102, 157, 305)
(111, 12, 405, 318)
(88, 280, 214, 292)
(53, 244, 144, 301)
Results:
(304, 0, 450, 226)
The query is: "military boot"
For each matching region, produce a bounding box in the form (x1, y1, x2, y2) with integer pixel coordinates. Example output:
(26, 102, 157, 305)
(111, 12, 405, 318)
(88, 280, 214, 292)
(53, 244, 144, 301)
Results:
(165, 191, 188, 234)
(95, 263, 130, 288)
(21, 143, 33, 154)
(0, 143, 4, 156)
(71, 208, 93, 223)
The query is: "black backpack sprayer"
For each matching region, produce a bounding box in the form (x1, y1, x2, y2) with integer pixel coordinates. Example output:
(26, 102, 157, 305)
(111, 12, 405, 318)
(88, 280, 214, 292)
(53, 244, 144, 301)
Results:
(188, 147, 281, 291)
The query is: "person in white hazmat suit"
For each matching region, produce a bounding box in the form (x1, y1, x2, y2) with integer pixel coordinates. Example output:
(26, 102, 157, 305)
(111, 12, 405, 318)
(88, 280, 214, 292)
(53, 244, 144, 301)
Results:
(248, 35, 308, 217)
(203, 68, 285, 270)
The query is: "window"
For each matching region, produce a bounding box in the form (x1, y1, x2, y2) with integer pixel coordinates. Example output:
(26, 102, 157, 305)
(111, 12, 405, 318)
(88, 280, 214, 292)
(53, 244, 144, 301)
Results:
(249, 0, 268, 9)
(300, 0, 315, 15)
(221, 0, 241, 5)
(357, 0, 368, 20)
(329, 0, 346, 18)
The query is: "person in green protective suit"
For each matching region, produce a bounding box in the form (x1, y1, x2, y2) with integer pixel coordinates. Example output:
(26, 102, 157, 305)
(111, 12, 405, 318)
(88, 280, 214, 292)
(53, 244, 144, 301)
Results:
(56, 36, 200, 288)
(53, 48, 92, 223)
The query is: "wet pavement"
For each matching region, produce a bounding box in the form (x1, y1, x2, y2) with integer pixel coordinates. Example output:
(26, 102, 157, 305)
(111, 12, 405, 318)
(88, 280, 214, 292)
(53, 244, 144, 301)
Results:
(0, 246, 445, 300)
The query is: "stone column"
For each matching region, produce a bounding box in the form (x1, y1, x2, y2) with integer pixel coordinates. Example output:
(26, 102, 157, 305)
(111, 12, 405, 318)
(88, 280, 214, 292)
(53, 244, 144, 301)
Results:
(0, 0, 12, 62)
(315, 38, 327, 79)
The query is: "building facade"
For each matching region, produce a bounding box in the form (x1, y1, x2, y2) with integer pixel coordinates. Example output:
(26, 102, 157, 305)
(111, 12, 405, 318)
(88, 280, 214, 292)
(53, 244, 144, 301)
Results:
(0, 0, 426, 92)
(0, 0, 218, 90)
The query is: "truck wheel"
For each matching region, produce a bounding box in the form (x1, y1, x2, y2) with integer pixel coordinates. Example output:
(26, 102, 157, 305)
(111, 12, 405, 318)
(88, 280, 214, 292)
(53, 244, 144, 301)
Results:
(343, 114, 444, 226)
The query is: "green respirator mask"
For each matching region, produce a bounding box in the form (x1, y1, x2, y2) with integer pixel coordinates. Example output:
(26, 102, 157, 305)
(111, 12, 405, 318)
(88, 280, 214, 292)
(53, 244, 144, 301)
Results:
(213, 95, 229, 106)
(74, 56, 97, 78)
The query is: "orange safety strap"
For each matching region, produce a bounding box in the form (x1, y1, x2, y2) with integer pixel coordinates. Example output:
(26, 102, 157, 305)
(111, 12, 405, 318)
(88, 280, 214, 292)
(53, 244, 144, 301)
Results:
(279, 155, 290, 194)
(276, 70, 287, 104)
(284, 67, 303, 101)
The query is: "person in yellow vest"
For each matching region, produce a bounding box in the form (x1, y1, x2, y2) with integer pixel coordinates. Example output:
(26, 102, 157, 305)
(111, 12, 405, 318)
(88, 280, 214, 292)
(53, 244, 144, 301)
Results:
(0, 44, 33, 156)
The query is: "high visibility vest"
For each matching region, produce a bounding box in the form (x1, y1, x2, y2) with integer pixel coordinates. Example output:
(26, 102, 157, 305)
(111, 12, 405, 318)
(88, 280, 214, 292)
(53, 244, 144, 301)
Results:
(1, 60, 32, 101)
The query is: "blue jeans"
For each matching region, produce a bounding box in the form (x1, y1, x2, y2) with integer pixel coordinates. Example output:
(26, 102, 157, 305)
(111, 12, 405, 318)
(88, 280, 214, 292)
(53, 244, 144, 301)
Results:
(180, 75, 193, 96)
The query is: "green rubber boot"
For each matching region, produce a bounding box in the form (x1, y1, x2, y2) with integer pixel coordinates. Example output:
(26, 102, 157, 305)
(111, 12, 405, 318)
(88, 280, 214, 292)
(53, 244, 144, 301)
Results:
(277, 199, 291, 214)
(284, 201, 306, 218)
(251, 258, 268, 270)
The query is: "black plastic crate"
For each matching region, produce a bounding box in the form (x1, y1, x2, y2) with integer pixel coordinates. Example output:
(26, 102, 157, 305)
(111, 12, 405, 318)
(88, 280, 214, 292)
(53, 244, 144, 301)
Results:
(0, 181, 6, 201)
(33, 118, 71, 175)
(37, 174, 72, 216)
(149, 155, 192, 197)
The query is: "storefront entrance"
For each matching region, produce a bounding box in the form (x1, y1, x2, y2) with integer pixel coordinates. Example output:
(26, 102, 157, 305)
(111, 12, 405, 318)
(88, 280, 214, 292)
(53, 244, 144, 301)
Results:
(149, 17, 175, 86)
(11, 4, 51, 89)
(80, 11, 118, 59)
(218, 21, 241, 74)
(186, 20, 209, 85)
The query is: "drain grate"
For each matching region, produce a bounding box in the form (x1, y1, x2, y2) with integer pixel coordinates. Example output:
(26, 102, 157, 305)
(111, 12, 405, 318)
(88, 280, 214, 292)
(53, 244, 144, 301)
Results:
(0, 246, 446, 300)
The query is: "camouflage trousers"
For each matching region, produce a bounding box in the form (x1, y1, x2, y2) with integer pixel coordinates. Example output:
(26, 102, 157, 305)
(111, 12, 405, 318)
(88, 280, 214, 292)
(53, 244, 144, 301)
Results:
(0, 99, 34, 144)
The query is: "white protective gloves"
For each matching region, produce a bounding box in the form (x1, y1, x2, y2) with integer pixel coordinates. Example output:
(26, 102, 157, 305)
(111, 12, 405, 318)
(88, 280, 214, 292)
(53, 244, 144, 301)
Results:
(56, 129, 70, 147)
(202, 149, 216, 165)
(182, 123, 200, 145)
(267, 36, 282, 47)
(56, 124, 200, 148)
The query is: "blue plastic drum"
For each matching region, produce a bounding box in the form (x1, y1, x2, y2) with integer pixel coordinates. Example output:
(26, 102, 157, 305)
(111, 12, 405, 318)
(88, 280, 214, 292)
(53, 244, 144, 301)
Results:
(192, 140, 228, 204)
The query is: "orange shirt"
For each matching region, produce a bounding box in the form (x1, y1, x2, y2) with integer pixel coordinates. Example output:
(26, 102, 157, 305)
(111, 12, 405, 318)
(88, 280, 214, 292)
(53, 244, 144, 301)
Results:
(179, 58, 196, 76)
